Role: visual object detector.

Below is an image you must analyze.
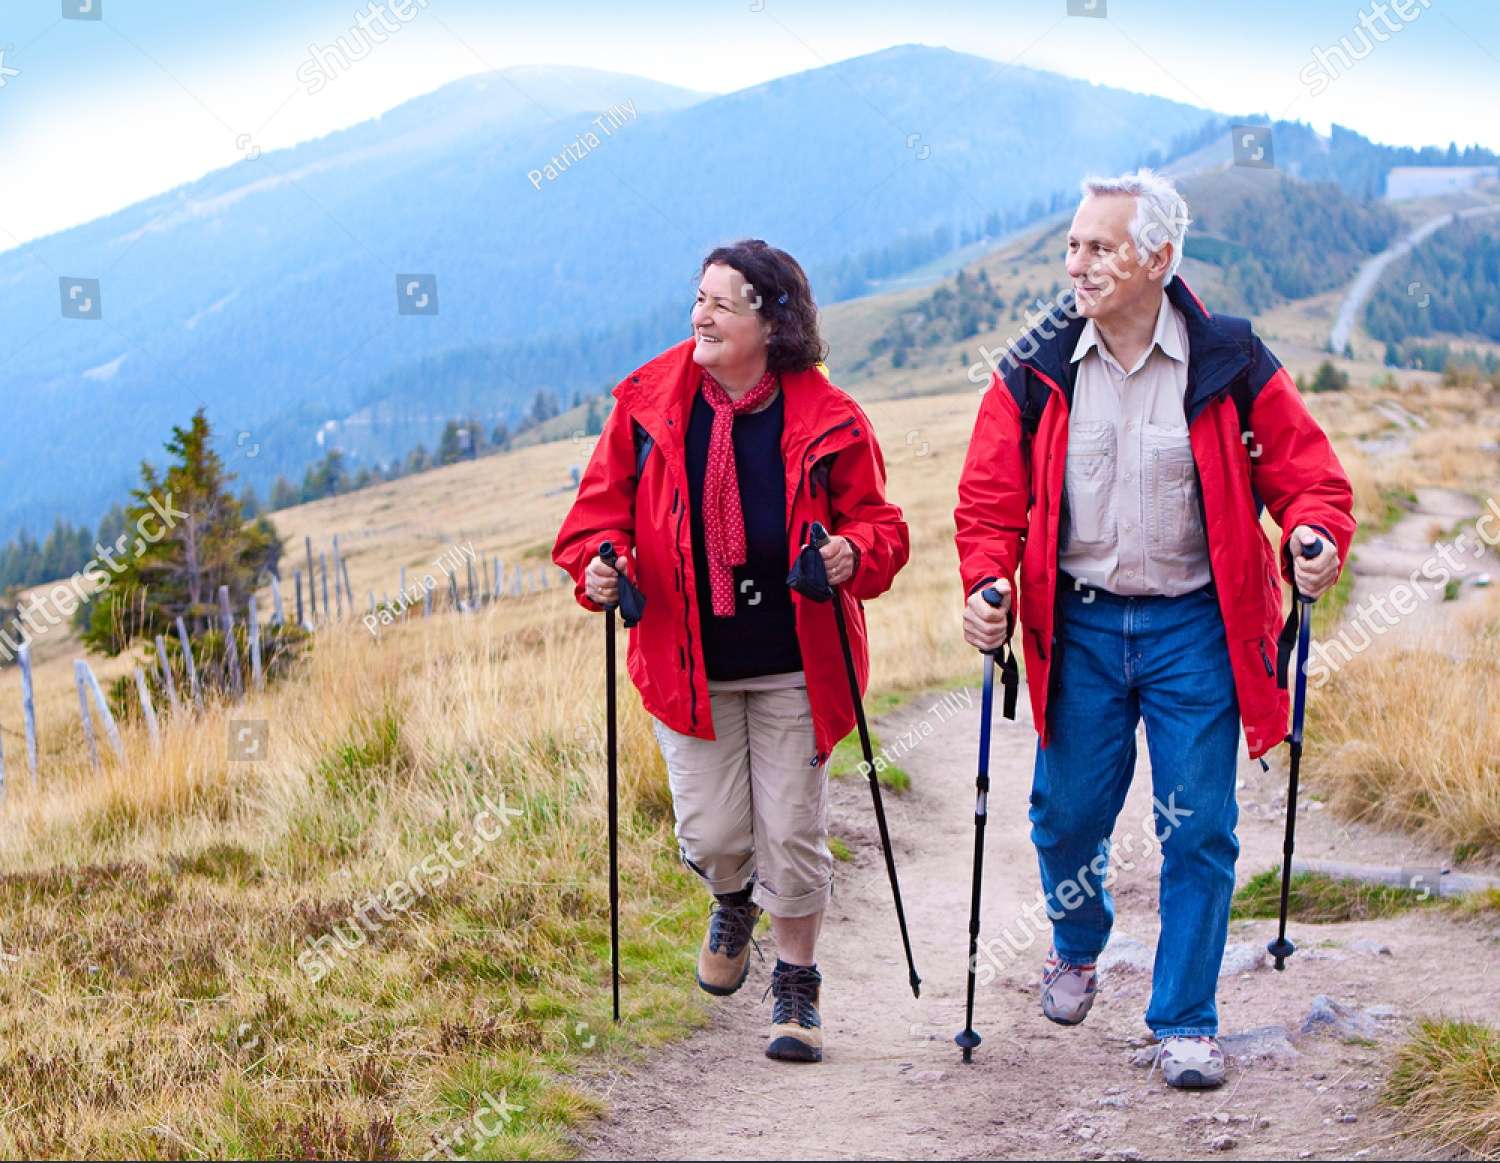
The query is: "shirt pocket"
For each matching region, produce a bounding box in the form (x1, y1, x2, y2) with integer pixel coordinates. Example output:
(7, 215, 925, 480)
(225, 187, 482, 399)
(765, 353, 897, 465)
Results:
(1064, 420, 1118, 549)
(1143, 422, 1204, 560)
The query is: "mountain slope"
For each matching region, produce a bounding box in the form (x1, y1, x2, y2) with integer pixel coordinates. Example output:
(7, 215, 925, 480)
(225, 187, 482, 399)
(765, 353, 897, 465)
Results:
(1, 46, 1217, 535)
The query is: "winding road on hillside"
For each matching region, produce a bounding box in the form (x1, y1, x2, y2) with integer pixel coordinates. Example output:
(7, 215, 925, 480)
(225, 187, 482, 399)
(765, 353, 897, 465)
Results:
(1329, 202, 1500, 355)
(574, 577, 1500, 1160)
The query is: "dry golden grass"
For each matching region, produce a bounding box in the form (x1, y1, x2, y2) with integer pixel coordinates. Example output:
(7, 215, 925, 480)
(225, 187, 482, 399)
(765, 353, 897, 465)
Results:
(0, 594, 709, 1158)
(1307, 587, 1500, 857)
(0, 354, 1492, 1154)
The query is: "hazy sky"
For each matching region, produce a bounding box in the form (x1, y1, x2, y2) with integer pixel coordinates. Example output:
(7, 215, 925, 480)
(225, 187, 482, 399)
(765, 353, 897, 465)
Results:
(3, 0, 1498, 247)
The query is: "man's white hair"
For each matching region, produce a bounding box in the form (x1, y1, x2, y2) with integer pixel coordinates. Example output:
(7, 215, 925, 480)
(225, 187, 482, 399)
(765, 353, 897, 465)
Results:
(1079, 169, 1192, 283)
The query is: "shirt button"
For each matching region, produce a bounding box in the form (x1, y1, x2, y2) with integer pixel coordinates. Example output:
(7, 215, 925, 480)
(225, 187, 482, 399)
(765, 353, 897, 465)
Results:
(1123, 472, 1133, 482)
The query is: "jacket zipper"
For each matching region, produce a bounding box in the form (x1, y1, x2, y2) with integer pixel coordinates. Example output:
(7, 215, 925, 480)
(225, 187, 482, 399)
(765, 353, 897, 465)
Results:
(1258, 637, 1274, 677)
(787, 417, 857, 542)
(672, 485, 698, 729)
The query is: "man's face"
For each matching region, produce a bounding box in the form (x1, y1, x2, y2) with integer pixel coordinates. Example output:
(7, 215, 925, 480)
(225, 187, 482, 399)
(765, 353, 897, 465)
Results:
(1065, 193, 1169, 321)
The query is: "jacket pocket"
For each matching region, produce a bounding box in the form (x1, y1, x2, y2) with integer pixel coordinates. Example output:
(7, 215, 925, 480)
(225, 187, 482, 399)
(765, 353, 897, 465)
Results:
(1063, 421, 1117, 549)
(1143, 423, 1204, 561)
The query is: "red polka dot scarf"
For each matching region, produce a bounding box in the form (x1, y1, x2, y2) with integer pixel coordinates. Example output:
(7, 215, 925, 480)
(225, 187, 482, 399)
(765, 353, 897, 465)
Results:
(699, 368, 780, 617)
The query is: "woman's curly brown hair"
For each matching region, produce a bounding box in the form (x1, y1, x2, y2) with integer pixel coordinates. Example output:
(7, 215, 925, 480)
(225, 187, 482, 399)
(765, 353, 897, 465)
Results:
(700, 239, 828, 373)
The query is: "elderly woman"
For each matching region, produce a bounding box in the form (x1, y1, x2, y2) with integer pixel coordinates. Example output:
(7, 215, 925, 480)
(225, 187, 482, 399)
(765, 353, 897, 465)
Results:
(554, 239, 909, 1063)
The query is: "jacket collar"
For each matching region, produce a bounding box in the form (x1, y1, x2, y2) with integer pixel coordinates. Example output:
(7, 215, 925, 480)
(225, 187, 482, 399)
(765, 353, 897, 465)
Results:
(1017, 278, 1250, 423)
(616, 339, 859, 452)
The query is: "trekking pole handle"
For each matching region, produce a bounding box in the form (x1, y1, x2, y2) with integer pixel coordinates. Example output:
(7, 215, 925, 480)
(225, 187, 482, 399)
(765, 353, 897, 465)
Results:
(809, 521, 830, 550)
(598, 540, 622, 609)
(979, 586, 1008, 657)
(1295, 537, 1324, 605)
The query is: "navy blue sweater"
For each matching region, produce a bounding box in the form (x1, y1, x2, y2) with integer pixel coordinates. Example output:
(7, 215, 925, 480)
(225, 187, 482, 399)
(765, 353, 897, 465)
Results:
(685, 388, 803, 681)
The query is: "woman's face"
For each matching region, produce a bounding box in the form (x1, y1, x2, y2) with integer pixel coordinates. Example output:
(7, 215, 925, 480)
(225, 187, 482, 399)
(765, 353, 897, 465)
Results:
(691, 263, 771, 377)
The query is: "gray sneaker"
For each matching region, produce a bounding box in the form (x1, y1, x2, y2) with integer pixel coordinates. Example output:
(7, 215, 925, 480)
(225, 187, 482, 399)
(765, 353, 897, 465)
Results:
(1041, 948, 1098, 1026)
(1159, 1035, 1226, 1089)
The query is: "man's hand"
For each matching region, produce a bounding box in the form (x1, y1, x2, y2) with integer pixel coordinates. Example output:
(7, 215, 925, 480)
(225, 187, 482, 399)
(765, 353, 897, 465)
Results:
(819, 534, 856, 586)
(585, 551, 629, 607)
(963, 581, 1012, 652)
(1290, 526, 1338, 599)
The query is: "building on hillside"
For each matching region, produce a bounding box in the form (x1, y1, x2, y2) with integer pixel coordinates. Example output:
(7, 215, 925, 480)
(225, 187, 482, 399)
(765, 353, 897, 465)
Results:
(1385, 165, 1499, 200)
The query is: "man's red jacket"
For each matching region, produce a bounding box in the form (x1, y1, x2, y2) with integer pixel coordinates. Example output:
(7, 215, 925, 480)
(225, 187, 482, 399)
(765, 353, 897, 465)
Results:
(955, 279, 1356, 759)
(554, 340, 910, 760)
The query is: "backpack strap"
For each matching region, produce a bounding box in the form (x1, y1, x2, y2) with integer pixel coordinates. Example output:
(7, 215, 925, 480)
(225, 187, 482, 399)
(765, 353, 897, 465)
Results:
(1215, 313, 1257, 439)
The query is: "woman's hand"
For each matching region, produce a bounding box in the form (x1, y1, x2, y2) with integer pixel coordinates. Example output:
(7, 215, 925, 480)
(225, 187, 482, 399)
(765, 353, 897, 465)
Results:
(585, 552, 629, 607)
(819, 535, 856, 586)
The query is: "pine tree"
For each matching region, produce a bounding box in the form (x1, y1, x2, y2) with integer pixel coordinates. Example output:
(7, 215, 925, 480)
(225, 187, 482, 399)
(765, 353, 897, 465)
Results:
(80, 410, 283, 655)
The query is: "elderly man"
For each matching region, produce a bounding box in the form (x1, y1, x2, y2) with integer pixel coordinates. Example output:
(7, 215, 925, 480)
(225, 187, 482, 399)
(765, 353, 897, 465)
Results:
(954, 170, 1355, 1088)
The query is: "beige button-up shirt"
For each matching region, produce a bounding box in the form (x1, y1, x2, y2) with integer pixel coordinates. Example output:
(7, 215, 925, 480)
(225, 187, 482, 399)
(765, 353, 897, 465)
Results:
(1058, 294, 1212, 597)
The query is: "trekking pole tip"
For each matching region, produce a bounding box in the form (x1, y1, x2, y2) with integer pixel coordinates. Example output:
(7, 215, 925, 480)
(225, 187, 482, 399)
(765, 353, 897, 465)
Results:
(955, 1028, 981, 1061)
(1267, 936, 1295, 970)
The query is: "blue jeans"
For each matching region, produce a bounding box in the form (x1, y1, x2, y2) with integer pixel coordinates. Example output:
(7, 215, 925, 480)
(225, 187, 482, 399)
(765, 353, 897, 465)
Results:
(1030, 580, 1241, 1038)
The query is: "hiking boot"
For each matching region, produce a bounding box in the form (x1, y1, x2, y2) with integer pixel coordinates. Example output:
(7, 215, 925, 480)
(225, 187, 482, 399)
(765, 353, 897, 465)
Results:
(695, 890, 762, 996)
(1041, 947, 1098, 1026)
(765, 960, 823, 1063)
(1159, 1035, 1226, 1089)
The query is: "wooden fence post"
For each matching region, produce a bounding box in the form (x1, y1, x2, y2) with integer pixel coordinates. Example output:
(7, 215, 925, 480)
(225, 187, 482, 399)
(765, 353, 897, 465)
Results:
(494, 558, 502, 600)
(294, 571, 305, 628)
(176, 615, 203, 710)
(400, 565, 408, 599)
(155, 634, 180, 713)
(423, 586, 432, 618)
(79, 660, 126, 764)
(75, 660, 101, 772)
(448, 569, 460, 611)
(340, 557, 354, 611)
(134, 666, 161, 749)
(320, 553, 331, 623)
(219, 585, 244, 699)
(332, 539, 344, 621)
(270, 573, 285, 626)
(248, 595, 264, 691)
(305, 536, 318, 621)
(466, 558, 477, 607)
(18, 644, 38, 786)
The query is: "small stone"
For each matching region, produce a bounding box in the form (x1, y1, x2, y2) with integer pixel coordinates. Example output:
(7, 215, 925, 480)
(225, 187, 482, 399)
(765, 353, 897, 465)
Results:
(1098, 935, 1155, 975)
(1219, 942, 1268, 976)
(1349, 938, 1391, 956)
(1303, 996, 1378, 1040)
(1130, 1045, 1160, 1068)
(1098, 1095, 1130, 1108)
(1077, 1126, 1097, 1141)
(1210, 1135, 1237, 1151)
(1312, 1072, 1327, 1080)
(1364, 1005, 1400, 1021)
(1222, 1025, 1299, 1063)
(1340, 1113, 1358, 1124)
(910, 1070, 946, 1083)
(1111, 1151, 1143, 1162)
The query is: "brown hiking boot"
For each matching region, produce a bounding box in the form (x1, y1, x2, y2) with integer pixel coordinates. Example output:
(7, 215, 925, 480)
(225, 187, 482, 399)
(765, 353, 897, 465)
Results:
(695, 892, 762, 996)
(765, 961, 823, 1063)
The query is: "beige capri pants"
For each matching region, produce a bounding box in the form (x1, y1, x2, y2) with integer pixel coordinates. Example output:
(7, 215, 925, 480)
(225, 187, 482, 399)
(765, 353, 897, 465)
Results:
(652, 671, 833, 918)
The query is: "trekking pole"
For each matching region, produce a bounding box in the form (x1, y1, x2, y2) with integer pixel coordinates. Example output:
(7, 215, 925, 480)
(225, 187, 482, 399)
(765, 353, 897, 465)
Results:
(956, 586, 1019, 1063)
(807, 522, 922, 999)
(597, 541, 645, 1019)
(599, 541, 623, 1021)
(1268, 538, 1325, 972)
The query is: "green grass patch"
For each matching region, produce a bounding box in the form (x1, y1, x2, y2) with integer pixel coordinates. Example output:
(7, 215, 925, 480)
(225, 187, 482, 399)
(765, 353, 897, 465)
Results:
(827, 836, 853, 863)
(1375, 486, 1418, 533)
(1310, 556, 1355, 637)
(827, 729, 911, 793)
(1384, 1018, 1500, 1158)
(1231, 867, 1436, 923)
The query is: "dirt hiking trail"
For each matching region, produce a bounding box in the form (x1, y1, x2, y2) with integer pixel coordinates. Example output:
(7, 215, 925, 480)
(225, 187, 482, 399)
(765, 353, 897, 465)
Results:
(575, 668, 1500, 1161)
